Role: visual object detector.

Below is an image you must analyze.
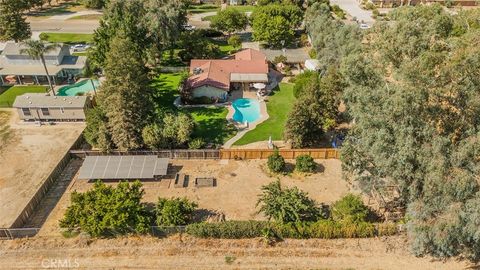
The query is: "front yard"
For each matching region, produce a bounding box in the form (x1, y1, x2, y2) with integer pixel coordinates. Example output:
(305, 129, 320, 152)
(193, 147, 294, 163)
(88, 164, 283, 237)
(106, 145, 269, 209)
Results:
(234, 83, 295, 145)
(39, 32, 94, 44)
(0, 86, 48, 107)
(151, 73, 236, 145)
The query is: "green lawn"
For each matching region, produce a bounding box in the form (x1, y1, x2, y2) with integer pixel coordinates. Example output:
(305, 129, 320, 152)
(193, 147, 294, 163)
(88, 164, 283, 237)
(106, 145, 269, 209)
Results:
(68, 14, 102, 20)
(39, 32, 94, 44)
(184, 107, 237, 144)
(188, 4, 219, 14)
(151, 73, 236, 144)
(0, 86, 48, 107)
(233, 83, 295, 145)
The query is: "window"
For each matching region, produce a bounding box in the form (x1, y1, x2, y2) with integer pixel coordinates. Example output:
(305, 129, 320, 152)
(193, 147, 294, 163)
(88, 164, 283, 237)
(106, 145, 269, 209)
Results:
(41, 108, 50, 116)
(21, 108, 31, 116)
(60, 107, 65, 114)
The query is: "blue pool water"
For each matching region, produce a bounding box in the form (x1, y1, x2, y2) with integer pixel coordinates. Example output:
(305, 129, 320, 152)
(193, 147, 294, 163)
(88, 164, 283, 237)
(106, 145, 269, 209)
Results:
(57, 79, 100, 96)
(232, 98, 260, 123)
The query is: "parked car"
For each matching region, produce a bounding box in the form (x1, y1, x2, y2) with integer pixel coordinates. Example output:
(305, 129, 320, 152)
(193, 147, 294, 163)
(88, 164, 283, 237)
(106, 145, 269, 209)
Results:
(359, 23, 370, 30)
(71, 44, 90, 52)
(183, 24, 196, 31)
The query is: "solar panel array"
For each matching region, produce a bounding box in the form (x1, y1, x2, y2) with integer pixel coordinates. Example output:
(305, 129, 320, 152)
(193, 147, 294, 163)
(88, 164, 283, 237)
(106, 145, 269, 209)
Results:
(78, 156, 169, 180)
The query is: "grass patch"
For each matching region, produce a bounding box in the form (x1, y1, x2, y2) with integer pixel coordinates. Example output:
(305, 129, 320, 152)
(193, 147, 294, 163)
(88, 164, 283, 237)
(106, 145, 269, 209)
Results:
(151, 73, 236, 144)
(185, 106, 237, 144)
(72, 52, 88, 56)
(160, 49, 186, 67)
(234, 83, 295, 145)
(0, 86, 48, 107)
(68, 14, 102, 20)
(27, 2, 85, 17)
(39, 32, 94, 44)
(188, 4, 219, 14)
(201, 15, 215, 21)
(211, 39, 235, 56)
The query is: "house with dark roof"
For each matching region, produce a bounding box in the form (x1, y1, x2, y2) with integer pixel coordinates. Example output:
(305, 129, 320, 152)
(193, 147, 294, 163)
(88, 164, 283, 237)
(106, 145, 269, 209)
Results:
(184, 49, 269, 102)
(0, 42, 86, 86)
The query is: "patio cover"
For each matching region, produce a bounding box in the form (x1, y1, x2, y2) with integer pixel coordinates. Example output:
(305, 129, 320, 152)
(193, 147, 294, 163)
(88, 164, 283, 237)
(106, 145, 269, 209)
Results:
(78, 156, 169, 180)
(230, 73, 268, 83)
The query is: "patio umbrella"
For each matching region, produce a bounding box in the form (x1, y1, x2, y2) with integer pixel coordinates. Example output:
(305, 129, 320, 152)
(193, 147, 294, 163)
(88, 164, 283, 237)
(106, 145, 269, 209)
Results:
(268, 136, 273, 149)
(253, 83, 266, 90)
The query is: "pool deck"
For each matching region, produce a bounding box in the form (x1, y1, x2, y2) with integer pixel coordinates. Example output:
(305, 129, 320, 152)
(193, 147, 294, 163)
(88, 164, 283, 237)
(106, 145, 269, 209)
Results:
(223, 92, 269, 148)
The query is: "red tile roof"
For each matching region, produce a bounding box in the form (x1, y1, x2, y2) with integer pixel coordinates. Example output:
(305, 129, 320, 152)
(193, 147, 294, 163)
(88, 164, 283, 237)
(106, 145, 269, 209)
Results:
(186, 49, 268, 91)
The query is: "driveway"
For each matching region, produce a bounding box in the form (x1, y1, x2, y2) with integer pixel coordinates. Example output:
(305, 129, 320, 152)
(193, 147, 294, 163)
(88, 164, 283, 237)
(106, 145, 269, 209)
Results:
(330, 0, 374, 25)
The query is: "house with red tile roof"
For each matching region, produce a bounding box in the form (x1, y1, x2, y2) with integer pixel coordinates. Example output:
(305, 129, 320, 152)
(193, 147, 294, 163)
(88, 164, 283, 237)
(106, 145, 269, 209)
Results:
(184, 49, 269, 102)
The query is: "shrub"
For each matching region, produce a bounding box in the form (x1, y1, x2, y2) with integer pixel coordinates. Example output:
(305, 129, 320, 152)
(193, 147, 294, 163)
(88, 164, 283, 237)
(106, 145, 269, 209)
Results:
(331, 194, 370, 224)
(185, 220, 397, 239)
(308, 48, 317, 59)
(257, 180, 320, 223)
(299, 33, 309, 47)
(188, 138, 206, 149)
(295, 155, 316, 173)
(267, 150, 285, 173)
(155, 197, 198, 226)
(228, 34, 242, 49)
(196, 28, 223, 38)
(190, 96, 215, 104)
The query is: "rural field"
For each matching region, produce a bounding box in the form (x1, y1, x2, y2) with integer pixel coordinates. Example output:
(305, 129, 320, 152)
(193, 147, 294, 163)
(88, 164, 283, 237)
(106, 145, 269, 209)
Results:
(0, 109, 84, 228)
(0, 235, 469, 269)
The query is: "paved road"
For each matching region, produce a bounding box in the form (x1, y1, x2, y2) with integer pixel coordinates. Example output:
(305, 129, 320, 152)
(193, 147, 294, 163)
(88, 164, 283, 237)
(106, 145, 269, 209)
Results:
(29, 19, 99, 33)
(330, 0, 374, 25)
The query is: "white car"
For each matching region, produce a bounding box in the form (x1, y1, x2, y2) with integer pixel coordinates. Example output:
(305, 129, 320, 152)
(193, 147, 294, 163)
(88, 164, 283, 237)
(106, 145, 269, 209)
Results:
(359, 23, 370, 30)
(183, 24, 196, 31)
(71, 44, 90, 52)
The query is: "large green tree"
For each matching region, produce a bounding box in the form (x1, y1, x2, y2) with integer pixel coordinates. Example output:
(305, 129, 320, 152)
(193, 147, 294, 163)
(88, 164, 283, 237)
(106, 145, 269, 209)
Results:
(0, 0, 31, 42)
(95, 35, 152, 150)
(60, 181, 151, 237)
(340, 5, 480, 261)
(250, 4, 303, 48)
(210, 8, 248, 35)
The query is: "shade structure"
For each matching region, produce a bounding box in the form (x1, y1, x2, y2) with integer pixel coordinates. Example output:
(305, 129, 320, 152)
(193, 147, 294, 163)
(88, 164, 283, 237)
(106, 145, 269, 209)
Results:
(253, 83, 266, 90)
(78, 155, 169, 180)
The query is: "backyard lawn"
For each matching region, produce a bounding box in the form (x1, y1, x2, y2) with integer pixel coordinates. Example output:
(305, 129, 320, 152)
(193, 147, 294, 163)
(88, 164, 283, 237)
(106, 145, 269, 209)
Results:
(39, 33, 94, 44)
(151, 73, 236, 144)
(0, 86, 48, 107)
(234, 83, 295, 145)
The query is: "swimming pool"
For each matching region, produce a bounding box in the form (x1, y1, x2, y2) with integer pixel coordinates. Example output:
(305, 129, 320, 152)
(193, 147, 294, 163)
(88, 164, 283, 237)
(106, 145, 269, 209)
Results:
(232, 98, 260, 123)
(57, 79, 100, 96)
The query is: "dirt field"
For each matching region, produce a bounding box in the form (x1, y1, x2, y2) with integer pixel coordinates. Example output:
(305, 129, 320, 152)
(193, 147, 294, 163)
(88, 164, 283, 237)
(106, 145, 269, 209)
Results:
(0, 109, 84, 228)
(0, 235, 471, 269)
(39, 158, 352, 236)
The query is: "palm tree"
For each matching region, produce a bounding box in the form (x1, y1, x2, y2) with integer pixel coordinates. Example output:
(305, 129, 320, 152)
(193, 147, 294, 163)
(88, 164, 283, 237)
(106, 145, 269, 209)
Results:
(20, 40, 60, 95)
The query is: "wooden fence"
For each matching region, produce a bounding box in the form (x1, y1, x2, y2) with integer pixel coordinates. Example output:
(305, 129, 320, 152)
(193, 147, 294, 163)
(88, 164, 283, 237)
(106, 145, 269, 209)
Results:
(220, 148, 340, 159)
(69, 148, 340, 160)
(7, 134, 85, 229)
(69, 149, 221, 159)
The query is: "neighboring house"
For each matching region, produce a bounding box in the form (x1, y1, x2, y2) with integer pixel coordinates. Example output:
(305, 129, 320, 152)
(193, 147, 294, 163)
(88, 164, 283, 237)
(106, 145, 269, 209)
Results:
(13, 93, 89, 122)
(0, 42, 87, 86)
(185, 49, 269, 102)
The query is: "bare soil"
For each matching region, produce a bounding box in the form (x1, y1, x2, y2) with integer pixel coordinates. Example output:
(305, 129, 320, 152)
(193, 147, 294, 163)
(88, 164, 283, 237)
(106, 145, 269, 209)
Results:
(39, 159, 351, 236)
(0, 235, 470, 269)
(0, 109, 84, 228)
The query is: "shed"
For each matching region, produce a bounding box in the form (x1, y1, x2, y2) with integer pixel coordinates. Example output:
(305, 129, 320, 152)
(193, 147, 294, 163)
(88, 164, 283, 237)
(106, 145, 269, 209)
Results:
(78, 156, 169, 180)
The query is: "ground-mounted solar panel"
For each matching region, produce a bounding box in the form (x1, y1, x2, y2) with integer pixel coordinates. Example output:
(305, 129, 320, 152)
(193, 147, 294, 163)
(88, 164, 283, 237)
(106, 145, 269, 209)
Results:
(78, 155, 169, 180)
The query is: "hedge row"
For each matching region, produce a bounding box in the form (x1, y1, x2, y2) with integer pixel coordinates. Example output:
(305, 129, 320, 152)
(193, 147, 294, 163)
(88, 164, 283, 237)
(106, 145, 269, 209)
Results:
(185, 220, 398, 239)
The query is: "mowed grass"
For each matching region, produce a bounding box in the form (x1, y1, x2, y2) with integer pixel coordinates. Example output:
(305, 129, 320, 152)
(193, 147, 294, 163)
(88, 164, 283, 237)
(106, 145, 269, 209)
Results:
(234, 83, 295, 145)
(68, 14, 102, 20)
(0, 86, 48, 107)
(39, 32, 94, 44)
(185, 107, 237, 144)
(151, 73, 236, 144)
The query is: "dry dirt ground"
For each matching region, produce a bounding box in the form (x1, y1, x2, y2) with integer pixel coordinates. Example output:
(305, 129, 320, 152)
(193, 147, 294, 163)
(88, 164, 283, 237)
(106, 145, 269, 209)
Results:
(0, 109, 84, 228)
(0, 235, 471, 269)
(39, 159, 351, 236)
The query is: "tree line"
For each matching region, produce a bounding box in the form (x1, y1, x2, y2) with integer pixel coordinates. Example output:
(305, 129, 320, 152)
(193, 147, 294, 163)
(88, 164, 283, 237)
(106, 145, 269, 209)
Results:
(305, 2, 480, 262)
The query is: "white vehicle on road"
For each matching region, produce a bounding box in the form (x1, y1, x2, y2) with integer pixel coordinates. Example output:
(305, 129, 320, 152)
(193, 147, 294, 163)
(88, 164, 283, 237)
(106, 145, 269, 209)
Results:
(359, 23, 370, 30)
(71, 44, 90, 52)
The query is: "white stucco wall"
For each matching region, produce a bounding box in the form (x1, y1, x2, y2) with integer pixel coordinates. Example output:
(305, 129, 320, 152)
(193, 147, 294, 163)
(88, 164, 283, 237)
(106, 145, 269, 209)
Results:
(192, 85, 227, 99)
